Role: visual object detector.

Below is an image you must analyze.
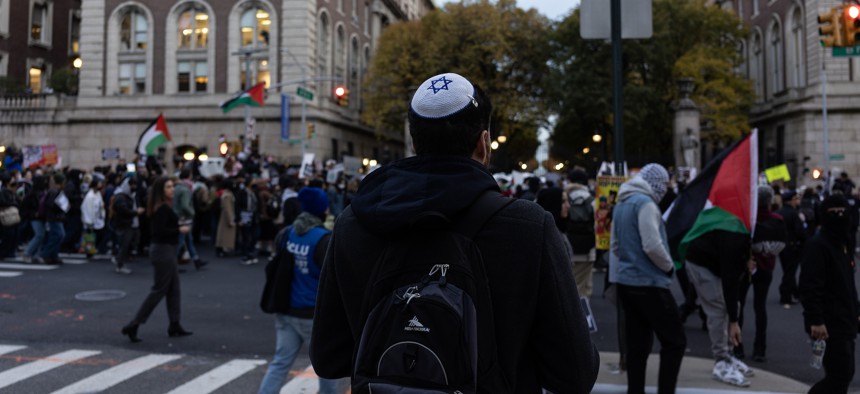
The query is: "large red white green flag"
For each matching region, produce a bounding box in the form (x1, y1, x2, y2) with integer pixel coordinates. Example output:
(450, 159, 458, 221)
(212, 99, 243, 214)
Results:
(664, 129, 759, 267)
(136, 113, 171, 156)
(220, 82, 266, 113)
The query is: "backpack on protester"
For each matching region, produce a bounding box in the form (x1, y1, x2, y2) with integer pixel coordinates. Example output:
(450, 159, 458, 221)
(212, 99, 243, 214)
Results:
(351, 191, 513, 394)
(566, 191, 596, 254)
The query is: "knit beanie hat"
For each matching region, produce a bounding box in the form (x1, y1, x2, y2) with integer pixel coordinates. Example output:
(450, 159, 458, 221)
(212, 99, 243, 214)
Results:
(637, 163, 669, 201)
(53, 172, 65, 185)
(298, 187, 329, 217)
(410, 73, 478, 119)
(757, 185, 774, 209)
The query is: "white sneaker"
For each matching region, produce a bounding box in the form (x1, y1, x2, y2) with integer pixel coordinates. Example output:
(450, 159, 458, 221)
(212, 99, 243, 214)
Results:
(115, 266, 132, 275)
(713, 359, 751, 387)
(729, 355, 754, 377)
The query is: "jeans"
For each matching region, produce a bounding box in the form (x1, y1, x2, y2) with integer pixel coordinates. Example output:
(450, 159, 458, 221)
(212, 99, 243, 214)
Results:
(738, 268, 773, 357)
(40, 221, 65, 259)
(258, 314, 337, 394)
(25, 220, 45, 258)
(778, 247, 801, 303)
(618, 284, 686, 394)
(177, 228, 198, 260)
(115, 228, 139, 269)
(239, 225, 256, 258)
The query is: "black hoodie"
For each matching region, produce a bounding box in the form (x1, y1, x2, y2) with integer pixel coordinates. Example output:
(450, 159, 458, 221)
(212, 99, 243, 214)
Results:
(310, 155, 599, 393)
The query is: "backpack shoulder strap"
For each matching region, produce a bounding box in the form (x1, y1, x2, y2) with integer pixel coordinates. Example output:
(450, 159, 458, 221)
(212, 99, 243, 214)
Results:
(454, 190, 514, 238)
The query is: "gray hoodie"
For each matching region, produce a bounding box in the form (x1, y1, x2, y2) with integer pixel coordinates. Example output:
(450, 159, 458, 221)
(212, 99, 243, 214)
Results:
(611, 176, 674, 273)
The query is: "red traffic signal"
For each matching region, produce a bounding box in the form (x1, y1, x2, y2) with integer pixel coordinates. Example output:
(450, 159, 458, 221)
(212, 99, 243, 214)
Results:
(334, 86, 349, 107)
(845, 5, 860, 46)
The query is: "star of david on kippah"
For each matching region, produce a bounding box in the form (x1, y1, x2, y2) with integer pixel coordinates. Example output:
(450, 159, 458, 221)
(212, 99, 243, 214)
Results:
(427, 76, 453, 94)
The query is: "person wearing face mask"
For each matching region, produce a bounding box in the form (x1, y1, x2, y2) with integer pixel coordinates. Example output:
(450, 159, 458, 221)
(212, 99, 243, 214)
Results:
(799, 194, 860, 394)
(609, 163, 686, 394)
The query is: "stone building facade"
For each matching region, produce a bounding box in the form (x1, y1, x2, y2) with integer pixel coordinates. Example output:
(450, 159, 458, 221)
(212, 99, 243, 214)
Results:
(728, 0, 860, 186)
(0, 0, 433, 169)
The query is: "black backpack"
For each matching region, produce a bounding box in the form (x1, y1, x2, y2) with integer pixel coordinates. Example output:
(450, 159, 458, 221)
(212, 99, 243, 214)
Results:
(352, 191, 512, 394)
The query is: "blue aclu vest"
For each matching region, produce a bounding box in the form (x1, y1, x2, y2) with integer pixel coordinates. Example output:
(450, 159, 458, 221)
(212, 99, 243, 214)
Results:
(285, 226, 331, 309)
(611, 192, 673, 288)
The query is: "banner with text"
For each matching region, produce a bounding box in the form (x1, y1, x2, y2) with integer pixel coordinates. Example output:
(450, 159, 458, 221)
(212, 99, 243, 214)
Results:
(595, 175, 628, 250)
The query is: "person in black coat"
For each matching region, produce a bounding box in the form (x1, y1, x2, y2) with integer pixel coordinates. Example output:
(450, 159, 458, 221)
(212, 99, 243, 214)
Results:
(0, 173, 19, 258)
(778, 191, 806, 306)
(799, 194, 860, 394)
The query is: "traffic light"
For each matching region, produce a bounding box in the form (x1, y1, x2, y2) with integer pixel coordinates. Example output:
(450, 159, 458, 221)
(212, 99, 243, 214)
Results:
(812, 168, 823, 180)
(307, 122, 315, 140)
(844, 5, 860, 46)
(334, 86, 349, 107)
(819, 6, 844, 47)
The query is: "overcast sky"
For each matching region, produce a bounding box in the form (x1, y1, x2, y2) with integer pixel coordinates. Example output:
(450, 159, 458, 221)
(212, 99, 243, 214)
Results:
(440, 0, 579, 21)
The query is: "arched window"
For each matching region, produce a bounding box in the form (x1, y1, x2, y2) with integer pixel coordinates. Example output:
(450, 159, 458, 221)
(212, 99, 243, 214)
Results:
(349, 36, 359, 108)
(788, 7, 806, 88)
(117, 6, 150, 95)
(317, 12, 330, 95)
(120, 8, 147, 51)
(752, 32, 764, 101)
(363, 45, 370, 108)
(768, 21, 783, 96)
(239, 6, 272, 88)
(178, 7, 208, 49)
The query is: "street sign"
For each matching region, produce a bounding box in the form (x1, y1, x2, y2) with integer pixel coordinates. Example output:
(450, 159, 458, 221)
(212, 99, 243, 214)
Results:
(296, 87, 314, 100)
(580, 0, 653, 39)
(833, 46, 860, 56)
(830, 154, 846, 161)
(101, 148, 120, 161)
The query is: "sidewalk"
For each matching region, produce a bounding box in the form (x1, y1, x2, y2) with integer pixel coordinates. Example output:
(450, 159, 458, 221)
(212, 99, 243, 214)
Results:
(593, 352, 810, 394)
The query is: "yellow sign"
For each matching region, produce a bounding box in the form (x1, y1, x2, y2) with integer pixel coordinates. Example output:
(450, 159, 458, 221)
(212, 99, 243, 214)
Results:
(595, 176, 628, 250)
(764, 164, 791, 182)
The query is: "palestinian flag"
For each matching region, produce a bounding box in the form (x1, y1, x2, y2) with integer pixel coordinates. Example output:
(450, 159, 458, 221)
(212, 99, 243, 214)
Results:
(664, 129, 759, 268)
(136, 113, 171, 156)
(220, 82, 266, 113)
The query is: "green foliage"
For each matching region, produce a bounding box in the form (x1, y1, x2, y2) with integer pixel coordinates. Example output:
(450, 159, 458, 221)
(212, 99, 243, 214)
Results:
(49, 68, 79, 95)
(0, 77, 25, 95)
(546, 0, 752, 165)
(362, 0, 552, 165)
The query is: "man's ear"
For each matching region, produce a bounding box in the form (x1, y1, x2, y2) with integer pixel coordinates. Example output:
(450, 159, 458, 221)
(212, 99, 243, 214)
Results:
(471, 130, 491, 166)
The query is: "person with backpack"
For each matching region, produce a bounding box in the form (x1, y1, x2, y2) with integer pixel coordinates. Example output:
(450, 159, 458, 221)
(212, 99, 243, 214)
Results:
(310, 73, 599, 393)
(236, 177, 260, 265)
(257, 181, 279, 258)
(566, 169, 596, 297)
(111, 176, 144, 275)
(257, 187, 337, 394)
(174, 168, 206, 270)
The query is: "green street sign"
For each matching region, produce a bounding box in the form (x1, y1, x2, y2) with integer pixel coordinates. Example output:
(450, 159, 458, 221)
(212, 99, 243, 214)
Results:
(296, 87, 314, 100)
(287, 138, 302, 145)
(830, 154, 846, 161)
(833, 46, 860, 57)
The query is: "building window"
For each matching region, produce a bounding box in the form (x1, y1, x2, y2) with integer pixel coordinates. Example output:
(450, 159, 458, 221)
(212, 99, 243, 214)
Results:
(240, 7, 271, 48)
(350, 37, 359, 109)
(178, 61, 208, 93)
(120, 9, 148, 51)
(30, 1, 51, 45)
(119, 62, 146, 95)
(335, 25, 346, 93)
(29, 67, 43, 93)
(788, 8, 806, 88)
(753, 0, 758, 16)
(70, 10, 81, 54)
(0, 52, 7, 77)
(318, 13, 330, 96)
(363, 3, 369, 35)
(178, 8, 209, 49)
(0, 0, 10, 37)
(768, 22, 783, 95)
(240, 58, 270, 89)
(752, 32, 764, 101)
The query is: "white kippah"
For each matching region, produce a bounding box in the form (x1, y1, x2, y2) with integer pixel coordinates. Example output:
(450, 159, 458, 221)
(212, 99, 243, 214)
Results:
(410, 73, 478, 119)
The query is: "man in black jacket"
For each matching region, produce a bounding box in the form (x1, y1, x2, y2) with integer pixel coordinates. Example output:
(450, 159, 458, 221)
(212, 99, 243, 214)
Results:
(310, 72, 599, 393)
(799, 194, 860, 393)
(111, 177, 143, 274)
(41, 173, 67, 265)
(778, 191, 806, 307)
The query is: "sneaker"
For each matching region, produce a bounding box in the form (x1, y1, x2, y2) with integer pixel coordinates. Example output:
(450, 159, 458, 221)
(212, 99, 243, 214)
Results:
(239, 257, 254, 266)
(712, 359, 751, 387)
(115, 266, 132, 275)
(729, 355, 754, 377)
(22, 255, 32, 264)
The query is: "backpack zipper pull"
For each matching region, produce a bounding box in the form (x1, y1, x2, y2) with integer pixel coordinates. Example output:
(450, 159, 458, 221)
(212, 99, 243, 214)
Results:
(403, 286, 422, 305)
(439, 264, 449, 287)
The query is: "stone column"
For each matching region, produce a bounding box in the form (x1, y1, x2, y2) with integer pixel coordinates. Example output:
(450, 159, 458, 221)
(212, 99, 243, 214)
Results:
(673, 78, 701, 169)
(78, 0, 105, 99)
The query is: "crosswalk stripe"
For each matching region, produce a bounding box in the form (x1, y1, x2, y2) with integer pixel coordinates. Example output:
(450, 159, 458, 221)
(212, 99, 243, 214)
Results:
(0, 345, 26, 356)
(0, 349, 101, 390)
(0, 263, 60, 270)
(0, 271, 22, 277)
(280, 365, 319, 393)
(61, 259, 89, 265)
(165, 359, 266, 394)
(50, 354, 182, 394)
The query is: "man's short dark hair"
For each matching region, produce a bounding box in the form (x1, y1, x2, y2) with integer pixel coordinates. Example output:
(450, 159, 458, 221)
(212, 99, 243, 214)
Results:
(179, 168, 192, 180)
(408, 83, 492, 157)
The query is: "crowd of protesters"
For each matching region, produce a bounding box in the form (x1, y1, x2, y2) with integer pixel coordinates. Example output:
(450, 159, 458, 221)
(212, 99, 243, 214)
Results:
(0, 154, 361, 272)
